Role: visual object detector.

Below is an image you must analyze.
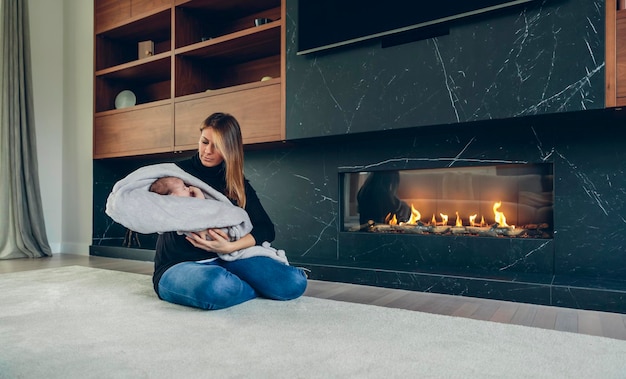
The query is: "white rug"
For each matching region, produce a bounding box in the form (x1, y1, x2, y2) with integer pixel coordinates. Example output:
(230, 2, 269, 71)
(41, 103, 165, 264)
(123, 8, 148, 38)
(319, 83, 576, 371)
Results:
(0, 266, 625, 379)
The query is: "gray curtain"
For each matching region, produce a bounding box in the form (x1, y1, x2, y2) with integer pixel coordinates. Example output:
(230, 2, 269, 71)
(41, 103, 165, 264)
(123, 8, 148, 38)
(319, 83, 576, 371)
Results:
(0, 0, 51, 259)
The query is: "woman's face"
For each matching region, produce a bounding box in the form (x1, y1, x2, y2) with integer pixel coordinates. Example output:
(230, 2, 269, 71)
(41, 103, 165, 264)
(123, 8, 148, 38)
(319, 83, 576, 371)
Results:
(198, 127, 225, 167)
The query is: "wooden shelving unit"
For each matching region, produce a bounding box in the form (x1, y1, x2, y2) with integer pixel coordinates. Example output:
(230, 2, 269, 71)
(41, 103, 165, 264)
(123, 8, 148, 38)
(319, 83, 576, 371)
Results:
(93, 0, 285, 159)
(606, 0, 626, 108)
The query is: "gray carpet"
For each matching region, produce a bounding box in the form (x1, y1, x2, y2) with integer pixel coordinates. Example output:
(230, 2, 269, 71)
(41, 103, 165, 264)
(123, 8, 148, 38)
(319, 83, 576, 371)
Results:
(0, 266, 625, 378)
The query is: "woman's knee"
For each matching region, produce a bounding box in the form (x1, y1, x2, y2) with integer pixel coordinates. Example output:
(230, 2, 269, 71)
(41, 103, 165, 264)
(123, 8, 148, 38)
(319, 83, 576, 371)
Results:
(199, 271, 256, 308)
(159, 263, 256, 310)
(271, 267, 308, 301)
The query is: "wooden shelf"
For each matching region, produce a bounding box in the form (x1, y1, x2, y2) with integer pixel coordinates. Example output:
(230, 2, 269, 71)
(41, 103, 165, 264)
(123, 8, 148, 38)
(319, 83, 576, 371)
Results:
(94, 103, 173, 159)
(174, 0, 279, 13)
(607, 1, 626, 107)
(94, 99, 172, 117)
(174, 22, 281, 97)
(175, 22, 281, 61)
(95, 55, 171, 113)
(94, 0, 285, 158)
(95, 8, 171, 71)
(95, 3, 172, 35)
(96, 53, 171, 81)
(175, 81, 282, 149)
(616, 9, 626, 102)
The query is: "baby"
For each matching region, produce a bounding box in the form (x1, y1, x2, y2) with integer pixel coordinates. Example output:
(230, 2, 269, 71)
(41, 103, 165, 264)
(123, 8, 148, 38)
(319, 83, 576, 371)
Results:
(149, 176, 204, 199)
(149, 176, 289, 264)
(149, 176, 216, 241)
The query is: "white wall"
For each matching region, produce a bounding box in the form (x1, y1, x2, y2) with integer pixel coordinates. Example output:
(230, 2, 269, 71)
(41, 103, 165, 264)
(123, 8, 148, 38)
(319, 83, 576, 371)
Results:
(28, 0, 63, 252)
(29, 0, 93, 254)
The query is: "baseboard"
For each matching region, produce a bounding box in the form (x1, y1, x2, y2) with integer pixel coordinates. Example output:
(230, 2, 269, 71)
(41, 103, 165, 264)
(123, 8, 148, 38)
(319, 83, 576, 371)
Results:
(89, 245, 155, 262)
(293, 262, 626, 315)
(47, 242, 62, 254)
(59, 242, 91, 255)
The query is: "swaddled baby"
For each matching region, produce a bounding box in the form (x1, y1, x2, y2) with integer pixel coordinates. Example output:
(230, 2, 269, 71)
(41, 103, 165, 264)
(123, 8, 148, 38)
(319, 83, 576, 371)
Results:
(149, 176, 204, 199)
(149, 176, 288, 264)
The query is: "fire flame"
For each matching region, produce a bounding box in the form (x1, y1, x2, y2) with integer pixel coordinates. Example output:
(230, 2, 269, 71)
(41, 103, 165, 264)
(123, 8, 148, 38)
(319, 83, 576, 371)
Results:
(384, 202, 512, 229)
(493, 201, 508, 227)
(385, 212, 398, 225)
(407, 204, 421, 224)
(399, 204, 422, 226)
(469, 214, 477, 227)
(439, 213, 448, 226)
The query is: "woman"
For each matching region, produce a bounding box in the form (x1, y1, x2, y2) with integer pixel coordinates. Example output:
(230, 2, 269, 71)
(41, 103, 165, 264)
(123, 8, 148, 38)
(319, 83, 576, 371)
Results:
(153, 112, 307, 310)
(356, 171, 410, 225)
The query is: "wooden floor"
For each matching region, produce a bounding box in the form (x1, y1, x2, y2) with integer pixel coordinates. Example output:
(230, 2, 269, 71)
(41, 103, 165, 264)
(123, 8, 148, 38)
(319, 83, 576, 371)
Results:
(2, 253, 626, 341)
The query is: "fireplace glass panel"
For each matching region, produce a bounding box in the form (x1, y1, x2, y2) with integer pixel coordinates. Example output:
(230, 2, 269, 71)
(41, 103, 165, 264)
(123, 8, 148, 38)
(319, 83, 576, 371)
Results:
(342, 164, 553, 238)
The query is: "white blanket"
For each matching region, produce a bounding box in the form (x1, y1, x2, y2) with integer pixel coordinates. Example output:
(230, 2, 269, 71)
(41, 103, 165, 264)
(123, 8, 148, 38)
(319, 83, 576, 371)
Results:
(105, 163, 288, 264)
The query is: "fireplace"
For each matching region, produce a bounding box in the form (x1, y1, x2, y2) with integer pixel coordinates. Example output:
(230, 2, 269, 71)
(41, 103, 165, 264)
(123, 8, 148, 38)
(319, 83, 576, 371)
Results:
(342, 164, 553, 239)
(337, 162, 556, 282)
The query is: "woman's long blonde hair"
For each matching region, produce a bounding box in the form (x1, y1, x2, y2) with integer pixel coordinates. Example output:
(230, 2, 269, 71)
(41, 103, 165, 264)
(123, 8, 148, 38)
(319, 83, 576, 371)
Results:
(201, 113, 246, 208)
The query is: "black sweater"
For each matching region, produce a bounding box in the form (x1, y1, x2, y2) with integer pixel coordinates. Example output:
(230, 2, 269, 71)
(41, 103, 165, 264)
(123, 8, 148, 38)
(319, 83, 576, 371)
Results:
(152, 154, 276, 293)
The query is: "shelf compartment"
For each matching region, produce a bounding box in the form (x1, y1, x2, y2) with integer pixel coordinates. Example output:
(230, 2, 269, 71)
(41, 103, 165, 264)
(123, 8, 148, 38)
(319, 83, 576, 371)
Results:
(94, 103, 173, 159)
(96, 8, 171, 71)
(175, 0, 280, 48)
(174, 24, 281, 97)
(95, 55, 171, 112)
(174, 81, 282, 149)
(175, 22, 281, 60)
(96, 1, 172, 34)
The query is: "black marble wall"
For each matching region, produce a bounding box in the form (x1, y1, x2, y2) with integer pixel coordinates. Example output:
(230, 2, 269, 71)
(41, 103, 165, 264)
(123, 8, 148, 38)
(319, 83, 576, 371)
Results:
(243, 110, 626, 312)
(286, 0, 605, 138)
(92, 0, 626, 313)
(93, 110, 626, 313)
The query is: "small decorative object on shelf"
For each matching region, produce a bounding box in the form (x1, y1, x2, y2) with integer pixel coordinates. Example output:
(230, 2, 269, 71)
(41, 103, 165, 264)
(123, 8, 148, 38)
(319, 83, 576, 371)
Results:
(114, 90, 137, 109)
(261, 76, 272, 81)
(254, 18, 272, 26)
(138, 40, 154, 59)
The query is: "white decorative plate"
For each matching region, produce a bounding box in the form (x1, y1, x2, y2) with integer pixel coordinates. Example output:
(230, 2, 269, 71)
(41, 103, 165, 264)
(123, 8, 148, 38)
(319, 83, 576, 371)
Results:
(114, 90, 136, 109)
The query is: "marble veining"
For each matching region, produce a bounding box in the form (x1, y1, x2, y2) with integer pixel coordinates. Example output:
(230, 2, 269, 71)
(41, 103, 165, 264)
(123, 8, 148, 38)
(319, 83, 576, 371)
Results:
(499, 241, 551, 271)
(286, 0, 604, 139)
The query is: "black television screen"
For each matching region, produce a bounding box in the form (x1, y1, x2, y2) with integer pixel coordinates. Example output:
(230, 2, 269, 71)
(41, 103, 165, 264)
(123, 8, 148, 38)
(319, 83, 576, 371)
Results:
(297, 0, 537, 55)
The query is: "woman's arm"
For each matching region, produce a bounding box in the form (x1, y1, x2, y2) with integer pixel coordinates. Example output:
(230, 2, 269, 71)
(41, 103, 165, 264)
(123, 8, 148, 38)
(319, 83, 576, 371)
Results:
(185, 229, 255, 254)
(185, 180, 274, 254)
(244, 180, 276, 244)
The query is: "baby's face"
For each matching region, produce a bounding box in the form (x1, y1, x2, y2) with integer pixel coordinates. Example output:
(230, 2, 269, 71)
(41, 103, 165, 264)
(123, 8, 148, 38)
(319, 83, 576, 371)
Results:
(169, 178, 194, 197)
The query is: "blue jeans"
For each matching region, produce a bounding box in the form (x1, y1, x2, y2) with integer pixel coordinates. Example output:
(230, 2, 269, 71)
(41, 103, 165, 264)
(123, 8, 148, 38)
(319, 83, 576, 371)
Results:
(157, 257, 308, 310)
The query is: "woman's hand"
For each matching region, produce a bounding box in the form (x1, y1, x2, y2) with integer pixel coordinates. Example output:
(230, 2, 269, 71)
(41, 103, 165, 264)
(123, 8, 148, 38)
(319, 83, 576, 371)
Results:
(185, 229, 256, 255)
(186, 229, 231, 254)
